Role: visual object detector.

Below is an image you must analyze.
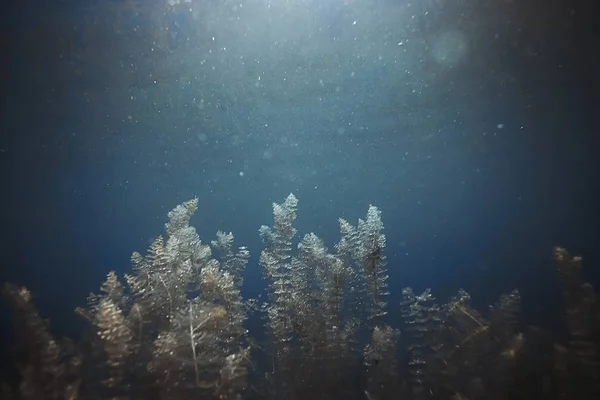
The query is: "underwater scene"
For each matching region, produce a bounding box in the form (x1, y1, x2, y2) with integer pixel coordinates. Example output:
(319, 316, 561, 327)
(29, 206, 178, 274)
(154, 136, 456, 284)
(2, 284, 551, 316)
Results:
(0, 0, 598, 399)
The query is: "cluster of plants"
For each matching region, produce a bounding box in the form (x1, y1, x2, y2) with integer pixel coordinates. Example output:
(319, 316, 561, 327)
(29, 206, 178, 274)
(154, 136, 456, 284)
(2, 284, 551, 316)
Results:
(2, 195, 599, 399)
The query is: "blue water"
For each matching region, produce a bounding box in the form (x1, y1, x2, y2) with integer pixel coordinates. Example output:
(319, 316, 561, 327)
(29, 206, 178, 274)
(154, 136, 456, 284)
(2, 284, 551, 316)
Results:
(0, 0, 598, 398)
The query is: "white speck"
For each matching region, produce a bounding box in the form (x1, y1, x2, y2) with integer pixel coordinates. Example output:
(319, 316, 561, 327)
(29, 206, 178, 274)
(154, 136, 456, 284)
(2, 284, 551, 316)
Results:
(497, 123, 504, 129)
(239, 171, 244, 177)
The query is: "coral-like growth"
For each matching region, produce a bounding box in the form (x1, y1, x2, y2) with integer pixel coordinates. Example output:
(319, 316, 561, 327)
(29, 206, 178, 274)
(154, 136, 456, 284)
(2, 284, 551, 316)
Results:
(357, 206, 389, 321)
(94, 296, 133, 387)
(258, 193, 299, 396)
(212, 231, 250, 290)
(3, 197, 600, 400)
(336, 205, 389, 322)
(74, 197, 250, 399)
(552, 247, 600, 399)
(400, 287, 443, 399)
(258, 194, 393, 399)
(364, 325, 400, 400)
(2, 284, 81, 400)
